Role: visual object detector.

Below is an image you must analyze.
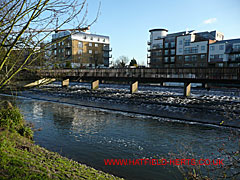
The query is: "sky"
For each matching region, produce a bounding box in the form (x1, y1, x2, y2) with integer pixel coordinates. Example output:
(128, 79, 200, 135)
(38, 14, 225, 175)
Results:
(68, 0, 240, 65)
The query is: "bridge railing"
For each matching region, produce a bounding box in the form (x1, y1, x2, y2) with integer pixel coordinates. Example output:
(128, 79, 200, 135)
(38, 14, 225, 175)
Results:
(36, 67, 240, 81)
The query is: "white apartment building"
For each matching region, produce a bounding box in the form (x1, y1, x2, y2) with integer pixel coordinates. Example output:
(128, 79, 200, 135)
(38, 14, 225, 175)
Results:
(209, 39, 240, 67)
(148, 28, 240, 68)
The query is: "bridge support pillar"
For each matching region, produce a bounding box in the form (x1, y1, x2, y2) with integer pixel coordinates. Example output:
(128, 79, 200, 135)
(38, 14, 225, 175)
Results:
(161, 82, 166, 86)
(130, 81, 138, 94)
(184, 82, 191, 97)
(62, 79, 69, 87)
(91, 80, 99, 90)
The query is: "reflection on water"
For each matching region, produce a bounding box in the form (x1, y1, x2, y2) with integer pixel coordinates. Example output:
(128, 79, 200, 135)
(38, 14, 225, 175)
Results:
(1, 95, 239, 180)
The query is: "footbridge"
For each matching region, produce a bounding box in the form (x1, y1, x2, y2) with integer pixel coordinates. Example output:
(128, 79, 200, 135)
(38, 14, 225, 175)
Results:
(25, 67, 240, 96)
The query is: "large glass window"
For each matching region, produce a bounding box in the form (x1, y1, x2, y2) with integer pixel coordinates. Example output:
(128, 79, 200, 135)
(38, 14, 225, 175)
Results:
(201, 46, 205, 51)
(164, 57, 168, 62)
(192, 55, 197, 61)
(184, 40, 190, 46)
(219, 45, 224, 50)
(210, 46, 215, 51)
(165, 43, 169, 48)
(171, 42, 175, 48)
(185, 56, 190, 61)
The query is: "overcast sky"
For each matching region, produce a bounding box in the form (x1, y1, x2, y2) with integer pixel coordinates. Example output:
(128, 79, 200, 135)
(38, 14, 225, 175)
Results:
(67, 0, 240, 65)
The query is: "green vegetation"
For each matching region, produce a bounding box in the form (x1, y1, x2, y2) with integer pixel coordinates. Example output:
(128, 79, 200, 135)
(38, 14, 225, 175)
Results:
(0, 102, 123, 180)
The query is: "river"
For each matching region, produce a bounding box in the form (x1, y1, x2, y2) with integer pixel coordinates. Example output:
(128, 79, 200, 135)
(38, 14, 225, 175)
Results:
(0, 83, 239, 179)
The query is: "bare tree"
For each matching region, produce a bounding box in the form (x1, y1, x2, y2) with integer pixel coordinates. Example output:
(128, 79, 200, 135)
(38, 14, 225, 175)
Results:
(114, 56, 129, 68)
(0, 0, 100, 89)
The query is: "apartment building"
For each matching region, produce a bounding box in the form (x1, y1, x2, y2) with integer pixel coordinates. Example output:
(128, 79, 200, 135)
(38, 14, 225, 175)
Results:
(148, 28, 224, 68)
(209, 38, 240, 67)
(52, 31, 112, 68)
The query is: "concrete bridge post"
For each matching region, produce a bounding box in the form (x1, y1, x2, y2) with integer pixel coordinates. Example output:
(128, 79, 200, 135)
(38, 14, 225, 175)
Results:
(62, 79, 69, 87)
(184, 82, 191, 97)
(91, 80, 99, 90)
(130, 81, 138, 94)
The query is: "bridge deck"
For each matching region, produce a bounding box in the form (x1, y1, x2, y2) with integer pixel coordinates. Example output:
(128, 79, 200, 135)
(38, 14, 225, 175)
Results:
(34, 68, 240, 84)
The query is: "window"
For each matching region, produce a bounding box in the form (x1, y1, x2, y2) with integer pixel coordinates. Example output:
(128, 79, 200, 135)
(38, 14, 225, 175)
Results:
(103, 39, 105, 42)
(164, 57, 168, 62)
(171, 42, 175, 48)
(201, 46, 205, 51)
(233, 44, 240, 49)
(89, 50, 92, 54)
(78, 49, 82, 55)
(184, 40, 190, 46)
(185, 56, 190, 61)
(201, 54, 205, 59)
(210, 55, 214, 60)
(219, 45, 224, 50)
(66, 50, 71, 56)
(78, 42, 83, 48)
(165, 43, 169, 48)
(171, 49, 175, 55)
(184, 47, 190, 54)
(95, 51, 98, 54)
(165, 50, 169, 55)
(179, 40, 183, 45)
(90, 37, 93, 40)
(89, 43, 92, 47)
(95, 43, 98, 47)
(217, 63, 223, 67)
(192, 55, 197, 61)
(210, 46, 215, 51)
(170, 57, 175, 62)
(219, 54, 224, 59)
(179, 48, 183, 53)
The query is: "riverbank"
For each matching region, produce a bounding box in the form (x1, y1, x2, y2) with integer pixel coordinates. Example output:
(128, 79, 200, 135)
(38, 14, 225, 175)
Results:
(0, 104, 123, 180)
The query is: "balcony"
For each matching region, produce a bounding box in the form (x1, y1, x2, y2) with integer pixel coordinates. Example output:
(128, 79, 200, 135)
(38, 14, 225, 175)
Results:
(65, 43, 71, 48)
(232, 48, 240, 53)
(147, 41, 151, 45)
(103, 54, 112, 58)
(103, 46, 112, 51)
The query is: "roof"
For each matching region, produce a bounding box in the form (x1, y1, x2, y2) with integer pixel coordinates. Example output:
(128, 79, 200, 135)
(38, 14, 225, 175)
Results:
(149, 28, 168, 32)
(211, 38, 240, 45)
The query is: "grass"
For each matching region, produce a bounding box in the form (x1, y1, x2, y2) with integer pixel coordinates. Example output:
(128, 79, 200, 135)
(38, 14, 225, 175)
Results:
(0, 102, 123, 180)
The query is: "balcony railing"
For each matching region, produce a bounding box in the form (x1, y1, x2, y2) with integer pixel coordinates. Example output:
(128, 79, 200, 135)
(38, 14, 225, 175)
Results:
(232, 48, 240, 53)
(103, 54, 112, 58)
(147, 41, 151, 45)
(103, 47, 112, 51)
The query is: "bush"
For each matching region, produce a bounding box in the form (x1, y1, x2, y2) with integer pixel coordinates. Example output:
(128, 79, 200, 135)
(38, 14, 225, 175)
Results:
(0, 102, 33, 139)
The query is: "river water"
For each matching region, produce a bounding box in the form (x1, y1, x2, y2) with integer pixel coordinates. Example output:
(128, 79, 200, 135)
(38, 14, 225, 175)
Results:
(0, 84, 239, 180)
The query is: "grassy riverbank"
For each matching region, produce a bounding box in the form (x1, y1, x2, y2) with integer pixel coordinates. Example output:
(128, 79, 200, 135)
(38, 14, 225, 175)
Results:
(0, 102, 123, 180)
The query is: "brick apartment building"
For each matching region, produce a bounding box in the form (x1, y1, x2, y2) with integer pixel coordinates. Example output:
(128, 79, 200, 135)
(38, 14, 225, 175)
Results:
(52, 31, 112, 68)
